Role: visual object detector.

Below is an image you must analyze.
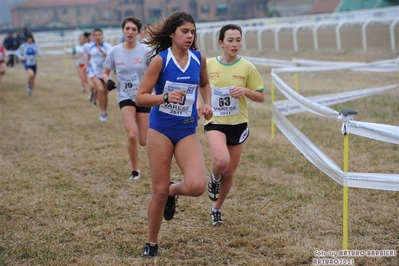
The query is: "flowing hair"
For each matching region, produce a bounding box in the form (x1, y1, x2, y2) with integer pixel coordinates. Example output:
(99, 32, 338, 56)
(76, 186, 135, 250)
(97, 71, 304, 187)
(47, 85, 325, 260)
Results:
(145, 11, 197, 58)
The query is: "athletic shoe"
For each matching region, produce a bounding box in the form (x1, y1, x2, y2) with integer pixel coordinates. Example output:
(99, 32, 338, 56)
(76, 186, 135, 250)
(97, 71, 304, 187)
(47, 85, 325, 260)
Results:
(142, 242, 158, 258)
(26, 84, 32, 96)
(164, 182, 178, 221)
(207, 175, 221, 201)
(88, 91, 94, 102)
(100, 112, 107, 122)
(128, 170, 140, 181)
(210, 208, 224, 226)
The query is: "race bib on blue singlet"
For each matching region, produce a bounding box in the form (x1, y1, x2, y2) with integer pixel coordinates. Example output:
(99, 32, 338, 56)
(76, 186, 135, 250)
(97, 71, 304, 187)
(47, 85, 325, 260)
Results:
(159, 81, 196, 117)
(26, 54, 36, 66)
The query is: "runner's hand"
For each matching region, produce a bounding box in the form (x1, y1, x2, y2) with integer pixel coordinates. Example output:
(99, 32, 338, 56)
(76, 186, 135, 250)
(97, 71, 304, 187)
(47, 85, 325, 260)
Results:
(107, 79, 116, 91)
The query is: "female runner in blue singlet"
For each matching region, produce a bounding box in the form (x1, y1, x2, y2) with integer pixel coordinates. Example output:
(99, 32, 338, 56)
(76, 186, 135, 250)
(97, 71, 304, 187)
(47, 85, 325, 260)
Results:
(16, 34, 42, 96)
(135, 11, 213, 258)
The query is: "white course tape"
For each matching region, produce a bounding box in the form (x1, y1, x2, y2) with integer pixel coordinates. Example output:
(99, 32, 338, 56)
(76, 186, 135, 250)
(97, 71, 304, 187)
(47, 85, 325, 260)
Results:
(271, 57, 399, 192)
(294, 59, 396, 67)
(294, 59, 399, 73)
(272, 105, 344, 185)
(275, 84, 399, 116)
(242, 56, 296, 68)
(344, 172, 399, 191)
(343, 120, 399, 145)
(272, 72, 340, 119)
(273, 105, 399, 191)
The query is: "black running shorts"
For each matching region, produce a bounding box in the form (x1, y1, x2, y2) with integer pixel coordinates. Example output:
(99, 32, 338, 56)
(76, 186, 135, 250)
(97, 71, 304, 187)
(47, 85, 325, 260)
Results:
(204, 123, 249, 146)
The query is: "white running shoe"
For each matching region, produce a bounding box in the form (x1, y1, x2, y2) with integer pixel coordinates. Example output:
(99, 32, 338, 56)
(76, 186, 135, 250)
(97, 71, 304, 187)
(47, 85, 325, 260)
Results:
(26, 84, 32, 96)
(100, 112, 107, 122)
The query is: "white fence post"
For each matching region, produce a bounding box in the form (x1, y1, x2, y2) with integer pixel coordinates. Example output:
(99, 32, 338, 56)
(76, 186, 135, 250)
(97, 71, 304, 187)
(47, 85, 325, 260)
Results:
(257, 25, 274, 51)
(274, 24, 291, 52)
(313, 21, 337, 51)
(390, 17, 399, 51)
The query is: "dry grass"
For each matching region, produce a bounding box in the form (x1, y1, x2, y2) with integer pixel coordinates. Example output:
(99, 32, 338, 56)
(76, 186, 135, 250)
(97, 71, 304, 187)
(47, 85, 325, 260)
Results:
(1, 26, 399, 265)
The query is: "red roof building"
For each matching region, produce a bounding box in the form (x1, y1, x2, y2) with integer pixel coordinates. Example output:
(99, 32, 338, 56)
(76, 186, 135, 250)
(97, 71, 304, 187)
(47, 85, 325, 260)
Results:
(308, 0, 341, 14)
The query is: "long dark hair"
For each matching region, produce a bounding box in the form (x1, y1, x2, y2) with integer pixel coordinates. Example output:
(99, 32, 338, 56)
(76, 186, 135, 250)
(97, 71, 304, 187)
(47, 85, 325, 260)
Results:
(146, 11, 197, 58)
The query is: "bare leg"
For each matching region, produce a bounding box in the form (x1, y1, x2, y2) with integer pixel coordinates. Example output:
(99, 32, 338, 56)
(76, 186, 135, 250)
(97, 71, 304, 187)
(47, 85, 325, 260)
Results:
(171, 134, 207, 197)
(136, 112, 149, 146)
(27, 68, 35, 91)
(205, 130, 243, 209)
(213, 144, 243, 209)
(78, 67, 87, 92)
(146, 129, 174, 244)
(121, 106, 139, 172)
(91, 77, 107, 112)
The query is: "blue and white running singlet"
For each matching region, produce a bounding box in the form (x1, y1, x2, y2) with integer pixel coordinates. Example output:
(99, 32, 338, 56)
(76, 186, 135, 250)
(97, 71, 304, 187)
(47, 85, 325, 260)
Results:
(149, 48, 202, 130)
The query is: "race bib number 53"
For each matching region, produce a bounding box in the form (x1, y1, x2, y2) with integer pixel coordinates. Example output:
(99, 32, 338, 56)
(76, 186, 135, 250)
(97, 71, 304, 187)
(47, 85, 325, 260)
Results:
(211, 86, 239, 116)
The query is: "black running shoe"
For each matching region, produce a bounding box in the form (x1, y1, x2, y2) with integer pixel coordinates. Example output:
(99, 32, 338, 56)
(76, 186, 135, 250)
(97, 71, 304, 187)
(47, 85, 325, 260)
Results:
(207, 175, 221, 201)
(164, 182, 178, 221)
(210, 209, 224, 226)
(127, 170, 140, 181)
(142, 242, 158, 258)
(88, 91, 94, 102)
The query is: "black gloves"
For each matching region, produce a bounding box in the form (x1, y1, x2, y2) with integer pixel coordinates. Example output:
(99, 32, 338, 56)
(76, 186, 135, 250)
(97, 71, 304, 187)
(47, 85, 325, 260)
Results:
(107, 79, 116, 91)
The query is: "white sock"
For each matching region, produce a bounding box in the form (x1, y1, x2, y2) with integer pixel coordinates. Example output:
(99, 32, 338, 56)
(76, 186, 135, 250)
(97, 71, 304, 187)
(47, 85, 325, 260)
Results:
(212, 206, 220, 213)
(212, 173, 221, 183)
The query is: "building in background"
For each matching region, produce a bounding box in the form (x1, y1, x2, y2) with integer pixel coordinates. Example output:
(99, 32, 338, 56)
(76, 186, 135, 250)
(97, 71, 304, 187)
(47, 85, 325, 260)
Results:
(308, 0, 341, 14)
(10, 0, 399, 31)
(11, 0, 104, 30)
(11, 0, 269, 31)
(267, 0, 317, 17)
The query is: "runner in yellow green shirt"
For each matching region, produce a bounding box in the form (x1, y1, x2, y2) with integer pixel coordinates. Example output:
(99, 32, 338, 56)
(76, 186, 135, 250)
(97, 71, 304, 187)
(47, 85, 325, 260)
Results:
(204, 24, 265, 226)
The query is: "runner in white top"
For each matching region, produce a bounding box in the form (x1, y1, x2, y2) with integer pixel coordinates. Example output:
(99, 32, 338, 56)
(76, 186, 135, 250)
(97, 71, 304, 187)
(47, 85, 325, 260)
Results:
(83, 32, 96, 105)
(86, 28, 113, 122)
(103, 17, 152, 181)
(16, 34, 42, 96)
(71, 34, 88, 93)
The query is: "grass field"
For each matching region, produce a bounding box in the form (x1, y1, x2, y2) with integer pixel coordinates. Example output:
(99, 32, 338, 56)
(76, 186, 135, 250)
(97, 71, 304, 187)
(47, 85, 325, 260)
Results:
(1, 27, 399, 265)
